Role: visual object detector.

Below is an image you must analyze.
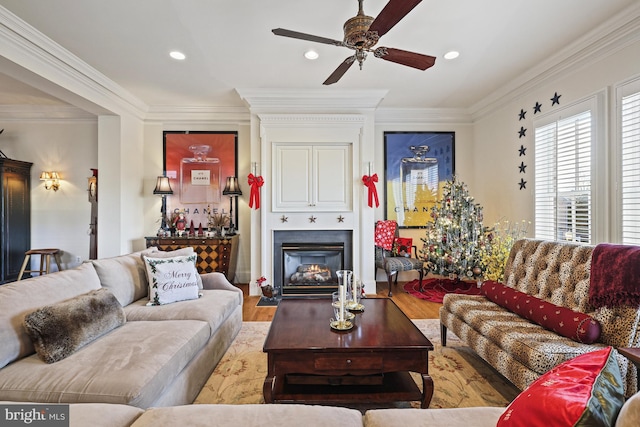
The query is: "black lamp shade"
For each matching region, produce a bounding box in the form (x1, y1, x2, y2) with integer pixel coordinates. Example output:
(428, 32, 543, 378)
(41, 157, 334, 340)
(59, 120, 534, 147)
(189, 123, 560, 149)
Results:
(222, 176, 242, 196)
(153, 176, 173, 195)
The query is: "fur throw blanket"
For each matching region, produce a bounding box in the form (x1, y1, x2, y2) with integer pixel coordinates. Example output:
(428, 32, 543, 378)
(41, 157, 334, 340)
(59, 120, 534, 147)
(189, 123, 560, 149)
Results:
(24, 288, 126, 363)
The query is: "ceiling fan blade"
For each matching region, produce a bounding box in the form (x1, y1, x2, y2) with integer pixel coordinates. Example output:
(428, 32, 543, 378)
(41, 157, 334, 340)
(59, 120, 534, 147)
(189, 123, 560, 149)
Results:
(323, 56, 356, 85)
(272, 28, 344, 47)
(374, 47, 435, 70)
(368, 0, 422, 38)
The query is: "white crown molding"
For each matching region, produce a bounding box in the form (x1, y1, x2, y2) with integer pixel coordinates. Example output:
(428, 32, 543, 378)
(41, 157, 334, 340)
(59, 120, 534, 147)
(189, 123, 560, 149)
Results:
(0, 104, 96, 121)
(145, 105, 250, 124)
(258, 113, 366, 125)
(0, 6, 148, 119)
(470, 3, 640, 121)
(235, 88, 388, 112)
(375, 108, 473, 126)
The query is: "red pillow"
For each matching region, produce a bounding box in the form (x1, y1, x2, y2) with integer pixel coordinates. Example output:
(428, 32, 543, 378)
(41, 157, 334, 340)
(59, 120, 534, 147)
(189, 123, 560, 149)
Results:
(374, 221, 396, 251)
(394, 237, 413, 256)
(497, 347, 624, 427)
(481, 281, 601, 344)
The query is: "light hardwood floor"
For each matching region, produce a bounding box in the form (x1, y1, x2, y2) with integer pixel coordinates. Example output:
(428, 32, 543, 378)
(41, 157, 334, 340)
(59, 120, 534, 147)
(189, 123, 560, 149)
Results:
(239, 281, 442, 321)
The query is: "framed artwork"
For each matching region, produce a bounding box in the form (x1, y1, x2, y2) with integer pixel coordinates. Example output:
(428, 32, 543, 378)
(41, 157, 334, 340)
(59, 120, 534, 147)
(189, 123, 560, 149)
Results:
(384, 131, 455, 228)
(163, 131, 238, 231)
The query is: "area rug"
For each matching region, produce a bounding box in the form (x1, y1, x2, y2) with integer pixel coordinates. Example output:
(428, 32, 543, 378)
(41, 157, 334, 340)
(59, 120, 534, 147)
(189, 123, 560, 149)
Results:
(194, 319, 520, 409)
(403, 278, 482, 303)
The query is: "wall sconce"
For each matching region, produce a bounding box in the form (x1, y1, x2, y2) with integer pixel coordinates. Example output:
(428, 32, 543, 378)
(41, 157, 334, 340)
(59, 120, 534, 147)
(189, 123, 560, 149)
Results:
(40, 171, 60, 191)
(153, 176, 173, 233)
(222, 176, 242, 233)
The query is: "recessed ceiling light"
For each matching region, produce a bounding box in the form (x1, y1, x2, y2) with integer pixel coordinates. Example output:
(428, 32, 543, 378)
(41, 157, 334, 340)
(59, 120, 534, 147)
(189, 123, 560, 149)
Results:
(169, 51, 186, 60)
(304, 50, 319, 60)
(444, 51, 460, 60)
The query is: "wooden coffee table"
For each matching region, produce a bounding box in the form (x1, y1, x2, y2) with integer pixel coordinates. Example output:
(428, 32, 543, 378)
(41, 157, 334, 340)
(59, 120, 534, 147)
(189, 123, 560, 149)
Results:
(262, 298, 434, 408)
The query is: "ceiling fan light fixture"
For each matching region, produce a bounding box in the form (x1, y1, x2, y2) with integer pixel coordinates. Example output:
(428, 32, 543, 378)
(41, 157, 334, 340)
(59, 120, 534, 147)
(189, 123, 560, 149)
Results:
(273, 0, 435, 85)
(169, 51, 186, 60)
(444, 51, 460, 60)
(304, 50, 319, 60)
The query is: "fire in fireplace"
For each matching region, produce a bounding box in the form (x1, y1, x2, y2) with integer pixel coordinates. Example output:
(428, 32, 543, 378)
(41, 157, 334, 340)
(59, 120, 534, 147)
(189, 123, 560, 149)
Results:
(282, 243, 344, 295)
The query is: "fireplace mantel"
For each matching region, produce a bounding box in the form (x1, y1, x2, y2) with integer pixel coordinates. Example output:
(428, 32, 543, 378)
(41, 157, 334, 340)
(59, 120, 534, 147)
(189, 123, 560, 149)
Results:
(243, 103, 380, 296)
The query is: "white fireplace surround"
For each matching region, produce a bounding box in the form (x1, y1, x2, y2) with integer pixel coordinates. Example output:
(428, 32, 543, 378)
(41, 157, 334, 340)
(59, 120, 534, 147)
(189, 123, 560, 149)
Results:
(244, 108, 378, 296)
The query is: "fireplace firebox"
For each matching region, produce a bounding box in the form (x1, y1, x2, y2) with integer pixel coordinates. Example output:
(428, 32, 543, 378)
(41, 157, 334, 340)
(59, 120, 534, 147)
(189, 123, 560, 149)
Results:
(282, 243, 344, 295)
(273, 229, 353, 298)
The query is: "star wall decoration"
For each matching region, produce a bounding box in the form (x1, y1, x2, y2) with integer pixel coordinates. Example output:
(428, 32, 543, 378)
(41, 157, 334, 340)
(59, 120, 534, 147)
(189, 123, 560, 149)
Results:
(280, 215, 288, 223)
(519, 109, 526, 121)
(551, 92, 562, 106)
(309, 215, 317, 223)
(337, 215, 345, 223)
(519, 145, 527, 156)
(518, 126, 527, 138)
(519, 162, 527, 173)
(519, 178, 527, 190)
(534, 102, 542, 114)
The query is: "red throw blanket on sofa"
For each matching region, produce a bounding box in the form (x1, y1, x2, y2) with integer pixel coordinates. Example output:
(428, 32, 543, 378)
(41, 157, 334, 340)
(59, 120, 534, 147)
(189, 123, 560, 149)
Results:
(589, 243, 640, 308)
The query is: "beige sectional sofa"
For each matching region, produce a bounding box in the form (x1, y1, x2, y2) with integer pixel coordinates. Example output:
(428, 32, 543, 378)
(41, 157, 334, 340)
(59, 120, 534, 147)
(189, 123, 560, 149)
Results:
(0, 248, 243, 408)
(3, 393, 639, 427)
(440, 238, 640, 397)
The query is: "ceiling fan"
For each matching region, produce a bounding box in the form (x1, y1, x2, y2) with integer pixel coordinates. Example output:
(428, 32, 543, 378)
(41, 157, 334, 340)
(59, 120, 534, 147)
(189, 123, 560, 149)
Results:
(272, 0, 436, 85)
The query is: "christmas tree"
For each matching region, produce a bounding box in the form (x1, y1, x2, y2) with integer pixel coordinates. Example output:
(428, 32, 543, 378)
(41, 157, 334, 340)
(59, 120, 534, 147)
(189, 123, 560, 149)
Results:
(420, 177, 491, 280)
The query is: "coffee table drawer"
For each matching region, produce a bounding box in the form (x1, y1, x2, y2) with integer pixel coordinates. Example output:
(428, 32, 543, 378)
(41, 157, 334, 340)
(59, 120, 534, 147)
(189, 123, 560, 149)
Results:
(314, 354, 383, 371)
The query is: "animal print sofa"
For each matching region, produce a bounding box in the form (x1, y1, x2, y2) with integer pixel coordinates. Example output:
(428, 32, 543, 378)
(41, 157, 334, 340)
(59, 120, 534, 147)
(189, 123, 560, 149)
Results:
(440, 238, 640, 397)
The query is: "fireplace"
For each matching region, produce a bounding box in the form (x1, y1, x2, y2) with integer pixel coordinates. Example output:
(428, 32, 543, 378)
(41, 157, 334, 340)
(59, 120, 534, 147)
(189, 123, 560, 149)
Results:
(282, 243, 344, 295)
(273, 230, 353, 297)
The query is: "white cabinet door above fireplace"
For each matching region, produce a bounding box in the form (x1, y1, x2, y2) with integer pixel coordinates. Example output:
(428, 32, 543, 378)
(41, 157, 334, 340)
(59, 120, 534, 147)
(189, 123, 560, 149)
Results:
(273, 144, 352, 212)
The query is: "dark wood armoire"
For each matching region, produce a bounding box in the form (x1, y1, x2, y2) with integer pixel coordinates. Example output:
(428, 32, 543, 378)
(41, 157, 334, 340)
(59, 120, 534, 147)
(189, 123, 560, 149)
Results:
(0, 158, 32, 284)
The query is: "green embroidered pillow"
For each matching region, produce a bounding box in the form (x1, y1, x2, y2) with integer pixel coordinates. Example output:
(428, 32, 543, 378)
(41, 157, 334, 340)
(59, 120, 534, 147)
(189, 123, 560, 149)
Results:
(143, 254, 200, 305)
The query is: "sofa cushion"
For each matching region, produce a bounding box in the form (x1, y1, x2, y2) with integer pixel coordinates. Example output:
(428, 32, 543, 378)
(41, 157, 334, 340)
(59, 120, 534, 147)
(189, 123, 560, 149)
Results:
(441, 294, 607, 375)
(124, 289, 240, 336)
(143, 254, 200, 305)
(92, 248, 158, 306)
(0, 320, 210, 408)
(0, 262, 102, 369)
(69, 403, 144, 427)
(24, 288, 125, 363)
(131, 404, 363, 427)
(481, 281, 601, 344)
(0, 402, 145, 427)
(502, 239, 594, 313)
(497, 347, 624, 427)
(364, 407, 506, 427)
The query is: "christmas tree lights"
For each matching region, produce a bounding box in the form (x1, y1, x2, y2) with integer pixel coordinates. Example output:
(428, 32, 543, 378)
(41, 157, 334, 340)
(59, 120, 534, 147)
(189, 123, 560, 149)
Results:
(420, 177, 491, 280)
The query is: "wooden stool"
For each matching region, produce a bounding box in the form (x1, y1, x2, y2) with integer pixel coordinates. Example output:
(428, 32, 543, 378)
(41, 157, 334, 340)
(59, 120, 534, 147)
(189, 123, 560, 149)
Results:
(17, 249, 63, 281)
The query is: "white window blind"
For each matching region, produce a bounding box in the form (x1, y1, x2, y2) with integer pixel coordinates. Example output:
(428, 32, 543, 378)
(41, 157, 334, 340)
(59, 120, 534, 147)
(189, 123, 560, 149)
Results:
(621, 90, 640, 244)
(535, 111, 592, 243)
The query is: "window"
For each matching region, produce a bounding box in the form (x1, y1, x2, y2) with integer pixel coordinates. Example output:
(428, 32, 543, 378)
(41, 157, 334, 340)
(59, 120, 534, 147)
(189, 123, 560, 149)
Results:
(535, 108, 592, 243)
(620, 84, 640, 244)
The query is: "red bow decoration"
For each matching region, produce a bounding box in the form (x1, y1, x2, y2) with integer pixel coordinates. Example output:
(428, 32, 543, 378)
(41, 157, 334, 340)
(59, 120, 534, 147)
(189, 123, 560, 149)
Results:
(248, 173, 264, 209)
(362, 174, 379, 208)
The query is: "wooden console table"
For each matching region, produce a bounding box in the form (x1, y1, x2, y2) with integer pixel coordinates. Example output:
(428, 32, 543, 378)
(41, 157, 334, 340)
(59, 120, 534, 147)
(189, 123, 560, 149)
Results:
(145, 235, 239, 282)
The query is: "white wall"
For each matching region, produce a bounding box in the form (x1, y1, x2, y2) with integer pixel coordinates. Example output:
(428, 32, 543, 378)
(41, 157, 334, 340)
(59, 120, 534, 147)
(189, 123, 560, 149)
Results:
(473, 39, 640, 242)
(0, 119, 97, 269)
